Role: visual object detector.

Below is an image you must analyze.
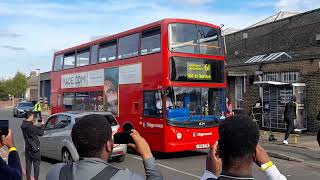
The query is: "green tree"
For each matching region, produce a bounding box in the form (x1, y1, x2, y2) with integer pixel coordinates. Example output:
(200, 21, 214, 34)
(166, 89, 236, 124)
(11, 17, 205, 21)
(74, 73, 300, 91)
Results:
(0, 79, 9, 100)
(0, 72, 27, 100)
(10, 72, 27, 98)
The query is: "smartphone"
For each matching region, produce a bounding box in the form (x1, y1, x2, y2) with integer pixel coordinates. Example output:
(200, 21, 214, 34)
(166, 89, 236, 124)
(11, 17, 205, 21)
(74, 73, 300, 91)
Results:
(0, 120, 9, 137)
(113, 132, 135, 144)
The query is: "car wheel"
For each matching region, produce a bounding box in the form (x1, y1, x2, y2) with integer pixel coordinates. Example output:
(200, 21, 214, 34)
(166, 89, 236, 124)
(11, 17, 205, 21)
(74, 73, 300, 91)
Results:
(113, 155, 125, 162)
(62, 149, 73, 164)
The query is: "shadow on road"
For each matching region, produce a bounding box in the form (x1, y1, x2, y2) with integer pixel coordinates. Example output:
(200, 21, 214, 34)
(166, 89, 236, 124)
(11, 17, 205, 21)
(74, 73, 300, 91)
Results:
(41, 156, 59, 164)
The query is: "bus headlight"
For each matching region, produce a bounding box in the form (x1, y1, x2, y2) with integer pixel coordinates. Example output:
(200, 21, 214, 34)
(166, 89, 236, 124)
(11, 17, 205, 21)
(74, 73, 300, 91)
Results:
(176, 132, 182, 140)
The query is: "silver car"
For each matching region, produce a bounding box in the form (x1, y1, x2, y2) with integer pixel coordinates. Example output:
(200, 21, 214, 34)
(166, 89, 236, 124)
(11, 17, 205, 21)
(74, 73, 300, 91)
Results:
(39, 112, 127, 163)
(13, 102, 34, 118)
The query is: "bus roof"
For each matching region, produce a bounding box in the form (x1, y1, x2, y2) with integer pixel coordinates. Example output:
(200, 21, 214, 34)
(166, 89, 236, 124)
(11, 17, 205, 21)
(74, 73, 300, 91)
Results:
(54, 18, 221, 56)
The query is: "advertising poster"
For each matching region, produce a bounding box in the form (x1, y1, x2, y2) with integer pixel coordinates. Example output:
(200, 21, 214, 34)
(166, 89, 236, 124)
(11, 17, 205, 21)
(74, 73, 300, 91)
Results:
(104, 67, 119, 115)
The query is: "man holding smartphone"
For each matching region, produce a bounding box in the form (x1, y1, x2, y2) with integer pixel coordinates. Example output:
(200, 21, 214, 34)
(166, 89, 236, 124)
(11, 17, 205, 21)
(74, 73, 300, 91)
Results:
(21, 111, 45, 180)
(0, 129, 22, 180)
(201, 116, 286, 180)
(46, 114, 163, 180)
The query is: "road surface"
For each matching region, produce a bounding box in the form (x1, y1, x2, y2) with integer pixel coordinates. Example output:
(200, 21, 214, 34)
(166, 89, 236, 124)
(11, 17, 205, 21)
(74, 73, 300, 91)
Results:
(0, 109, 319, 180)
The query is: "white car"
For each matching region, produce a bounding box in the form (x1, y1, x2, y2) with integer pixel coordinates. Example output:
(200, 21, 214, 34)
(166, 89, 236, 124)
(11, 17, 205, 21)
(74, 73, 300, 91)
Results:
(39, 111, 127, 163)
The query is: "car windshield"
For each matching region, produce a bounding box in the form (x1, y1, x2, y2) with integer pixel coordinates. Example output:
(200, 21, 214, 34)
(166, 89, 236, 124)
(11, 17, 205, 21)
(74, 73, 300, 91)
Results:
(168, 23, 222, 56)
(165, 87, 225, 126)
(18, 103, 33, 107)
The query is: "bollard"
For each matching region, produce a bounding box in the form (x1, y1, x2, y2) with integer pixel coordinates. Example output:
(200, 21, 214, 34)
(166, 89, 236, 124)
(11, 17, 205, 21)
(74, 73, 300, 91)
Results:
(293, 134, 299, 144)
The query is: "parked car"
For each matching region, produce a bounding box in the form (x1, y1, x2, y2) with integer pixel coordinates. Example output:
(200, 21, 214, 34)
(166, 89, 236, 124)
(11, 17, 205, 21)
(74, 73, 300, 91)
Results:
(39, 112, 127, 163)
(13, 102, 34, 118)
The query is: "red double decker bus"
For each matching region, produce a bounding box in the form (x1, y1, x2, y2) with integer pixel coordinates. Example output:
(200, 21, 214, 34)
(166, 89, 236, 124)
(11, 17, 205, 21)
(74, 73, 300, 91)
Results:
(51, 18, 226, 152)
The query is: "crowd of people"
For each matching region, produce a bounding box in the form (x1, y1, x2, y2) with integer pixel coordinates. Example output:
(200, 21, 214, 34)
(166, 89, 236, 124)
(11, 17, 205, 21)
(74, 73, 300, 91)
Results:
(0, 97, 319, 179)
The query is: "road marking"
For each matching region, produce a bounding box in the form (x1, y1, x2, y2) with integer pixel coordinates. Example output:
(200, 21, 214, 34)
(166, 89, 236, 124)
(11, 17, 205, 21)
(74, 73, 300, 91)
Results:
(129, 155, 201, 179)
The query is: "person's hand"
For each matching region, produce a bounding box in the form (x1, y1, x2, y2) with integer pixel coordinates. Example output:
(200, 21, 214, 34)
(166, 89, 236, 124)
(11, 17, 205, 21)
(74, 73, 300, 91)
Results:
(206, 141, 222, 176)
(128, 129, 153, 160)
(0, 129, 15, 149)
(41, 118, 46, 125)
(254, 144, 271, 166)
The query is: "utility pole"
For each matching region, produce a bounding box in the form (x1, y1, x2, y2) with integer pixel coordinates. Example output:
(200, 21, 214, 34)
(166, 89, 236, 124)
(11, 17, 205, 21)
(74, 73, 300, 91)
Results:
(36, 69, 40, 100)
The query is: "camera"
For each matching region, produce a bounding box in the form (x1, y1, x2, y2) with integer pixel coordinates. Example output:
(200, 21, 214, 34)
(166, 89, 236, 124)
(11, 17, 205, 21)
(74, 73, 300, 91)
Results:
(0, 120, 9, 136)
(113, 131, 135, 144)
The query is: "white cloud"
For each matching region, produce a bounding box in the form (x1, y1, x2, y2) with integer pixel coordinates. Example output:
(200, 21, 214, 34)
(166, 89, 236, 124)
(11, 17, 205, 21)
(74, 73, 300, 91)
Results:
(275, 0, 320, 12)
(0, 0, 269, 78)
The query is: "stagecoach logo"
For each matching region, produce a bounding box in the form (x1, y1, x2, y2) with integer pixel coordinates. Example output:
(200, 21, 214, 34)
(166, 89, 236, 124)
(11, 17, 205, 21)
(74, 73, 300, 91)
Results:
(143, 122, 163, 129)
(193, 132, 212, 137)
(199, 121, 206, 126)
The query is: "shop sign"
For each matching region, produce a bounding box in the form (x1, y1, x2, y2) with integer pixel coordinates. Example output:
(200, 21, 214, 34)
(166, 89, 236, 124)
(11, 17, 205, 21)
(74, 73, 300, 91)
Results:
(61, 69, 104, 89)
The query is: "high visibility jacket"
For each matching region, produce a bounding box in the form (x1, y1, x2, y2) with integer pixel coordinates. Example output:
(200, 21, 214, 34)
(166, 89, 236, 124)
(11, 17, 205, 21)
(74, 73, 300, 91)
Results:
(34, 102, 42, 112)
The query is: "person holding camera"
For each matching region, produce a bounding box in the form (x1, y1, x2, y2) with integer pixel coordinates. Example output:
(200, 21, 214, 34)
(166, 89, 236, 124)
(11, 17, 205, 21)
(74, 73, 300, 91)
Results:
(201, 115, 286, 180)
(46, 114, 163, 180)
(0, 129, 22, 180)
(21, 111, 45, 180)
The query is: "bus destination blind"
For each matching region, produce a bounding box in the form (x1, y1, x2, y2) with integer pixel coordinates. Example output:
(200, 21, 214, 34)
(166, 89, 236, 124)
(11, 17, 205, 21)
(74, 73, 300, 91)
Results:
(187, 62, 212, 80)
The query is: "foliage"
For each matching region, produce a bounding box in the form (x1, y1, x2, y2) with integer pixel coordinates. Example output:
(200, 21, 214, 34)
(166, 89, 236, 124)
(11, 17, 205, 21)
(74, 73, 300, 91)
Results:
(0, 72, 27, 100)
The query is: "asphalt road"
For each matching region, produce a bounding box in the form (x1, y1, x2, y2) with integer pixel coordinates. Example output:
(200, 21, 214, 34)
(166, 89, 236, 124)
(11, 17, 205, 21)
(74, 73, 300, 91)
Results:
(1, 109, 319, 180)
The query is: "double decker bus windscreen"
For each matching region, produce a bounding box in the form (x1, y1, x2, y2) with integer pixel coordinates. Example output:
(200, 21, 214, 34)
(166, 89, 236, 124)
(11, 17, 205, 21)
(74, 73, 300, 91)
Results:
(168, 23, 222, 56)
(170, 57, 224, 83)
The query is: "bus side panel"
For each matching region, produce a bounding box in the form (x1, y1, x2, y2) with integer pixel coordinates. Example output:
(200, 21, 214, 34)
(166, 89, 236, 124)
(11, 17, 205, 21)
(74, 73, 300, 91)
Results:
(118, 84, 143, 132)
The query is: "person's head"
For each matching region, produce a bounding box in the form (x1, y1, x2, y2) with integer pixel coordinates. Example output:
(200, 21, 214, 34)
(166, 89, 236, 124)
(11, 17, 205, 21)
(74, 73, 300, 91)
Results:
(218, 115, 259, 171)
(24, 111, 34, 121)
(71, 114, 113, 160)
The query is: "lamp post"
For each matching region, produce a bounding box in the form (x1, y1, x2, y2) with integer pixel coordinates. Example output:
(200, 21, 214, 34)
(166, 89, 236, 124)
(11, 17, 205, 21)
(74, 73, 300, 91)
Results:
(36, 68, 40, 100)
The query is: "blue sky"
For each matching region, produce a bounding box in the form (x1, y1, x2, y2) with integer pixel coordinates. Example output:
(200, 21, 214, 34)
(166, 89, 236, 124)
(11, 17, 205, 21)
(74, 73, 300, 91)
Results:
(0, 0, 319, 78)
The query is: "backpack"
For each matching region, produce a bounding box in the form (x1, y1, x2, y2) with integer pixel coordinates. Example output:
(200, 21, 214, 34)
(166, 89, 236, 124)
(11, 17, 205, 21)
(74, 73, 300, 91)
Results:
(59, 163, 120, 180)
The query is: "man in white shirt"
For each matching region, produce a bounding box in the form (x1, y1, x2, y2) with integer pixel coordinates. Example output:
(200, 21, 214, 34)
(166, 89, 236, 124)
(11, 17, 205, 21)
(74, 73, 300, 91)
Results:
(201, 115, 287, 180)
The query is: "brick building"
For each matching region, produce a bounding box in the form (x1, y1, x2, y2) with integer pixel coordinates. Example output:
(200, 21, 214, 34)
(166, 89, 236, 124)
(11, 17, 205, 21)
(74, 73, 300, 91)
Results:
(225, 9, 320, 132)
(25, 71, 39, 101)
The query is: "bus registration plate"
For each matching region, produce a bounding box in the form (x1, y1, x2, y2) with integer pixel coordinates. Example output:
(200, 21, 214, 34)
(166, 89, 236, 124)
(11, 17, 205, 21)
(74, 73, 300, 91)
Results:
(196, 144, 210, 149)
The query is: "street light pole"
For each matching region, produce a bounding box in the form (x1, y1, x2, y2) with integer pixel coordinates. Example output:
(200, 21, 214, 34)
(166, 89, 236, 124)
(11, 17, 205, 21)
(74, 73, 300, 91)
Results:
(36, 69, 40, 100)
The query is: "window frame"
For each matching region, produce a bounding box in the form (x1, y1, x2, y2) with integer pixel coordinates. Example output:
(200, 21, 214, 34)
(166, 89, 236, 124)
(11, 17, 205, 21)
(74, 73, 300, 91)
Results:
(75, 48, 90, 67)
(90, 44, 99, 65)
(44, 115, 58, 131)
(235, 77, 244, 109)
(98, 40, 117, 63)
(53, 55, 63, 71)
(167, 23, 223, 56)
(63, 51, 76, 70)
(56, 115, 71, 129)
(118, 33, 140, 60)
(143, 90, 163, 118)
(140, 27, 161, 56)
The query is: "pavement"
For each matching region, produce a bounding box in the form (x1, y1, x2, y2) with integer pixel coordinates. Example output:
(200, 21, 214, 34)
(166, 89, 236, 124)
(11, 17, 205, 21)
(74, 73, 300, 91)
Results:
(258, 130, 320, 168)
(0, 107, 320, 179)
